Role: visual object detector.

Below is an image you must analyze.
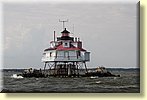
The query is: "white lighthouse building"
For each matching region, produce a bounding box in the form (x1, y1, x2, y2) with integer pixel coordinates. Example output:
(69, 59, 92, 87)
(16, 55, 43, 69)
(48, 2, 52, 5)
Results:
(42, 25, 90, 77)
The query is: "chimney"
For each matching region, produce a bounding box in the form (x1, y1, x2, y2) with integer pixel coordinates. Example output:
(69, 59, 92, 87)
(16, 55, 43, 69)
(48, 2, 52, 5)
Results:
(78, 38, 80, 41)
(75, 37, 77, 42)
(54, 31, 55, 42)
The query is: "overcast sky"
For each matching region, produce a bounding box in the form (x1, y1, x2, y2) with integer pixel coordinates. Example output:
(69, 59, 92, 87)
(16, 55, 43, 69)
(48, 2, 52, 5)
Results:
(3, 1, 139, 69)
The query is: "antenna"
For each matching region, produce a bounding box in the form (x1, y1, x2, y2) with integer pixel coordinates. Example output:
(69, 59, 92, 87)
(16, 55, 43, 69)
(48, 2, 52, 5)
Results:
(59, 19, 68, 29)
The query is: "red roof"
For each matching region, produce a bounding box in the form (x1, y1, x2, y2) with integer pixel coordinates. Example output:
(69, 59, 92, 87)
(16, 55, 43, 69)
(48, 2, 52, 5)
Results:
(44, 44, 86, 51)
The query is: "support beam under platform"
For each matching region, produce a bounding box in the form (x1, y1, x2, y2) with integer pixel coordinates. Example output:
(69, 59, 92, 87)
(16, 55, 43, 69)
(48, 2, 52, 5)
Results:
(44, 62, 85, 77)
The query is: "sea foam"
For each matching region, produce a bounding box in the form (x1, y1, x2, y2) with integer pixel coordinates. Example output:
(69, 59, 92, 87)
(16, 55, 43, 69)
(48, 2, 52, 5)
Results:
(11, 74, 24, 79)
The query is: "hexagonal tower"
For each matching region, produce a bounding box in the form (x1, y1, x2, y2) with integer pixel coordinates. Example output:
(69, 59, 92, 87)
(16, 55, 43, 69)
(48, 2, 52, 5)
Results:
(42, 23, 90, 77)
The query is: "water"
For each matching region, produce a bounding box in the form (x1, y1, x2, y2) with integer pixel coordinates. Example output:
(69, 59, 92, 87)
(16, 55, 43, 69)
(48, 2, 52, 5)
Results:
(1, 68, 140, 93)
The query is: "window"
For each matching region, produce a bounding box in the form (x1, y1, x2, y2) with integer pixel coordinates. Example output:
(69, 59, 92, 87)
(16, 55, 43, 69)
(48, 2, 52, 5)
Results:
(65, 43, 68, 46)
(64, 51, 69, 58)
(50, 52, 52, 57)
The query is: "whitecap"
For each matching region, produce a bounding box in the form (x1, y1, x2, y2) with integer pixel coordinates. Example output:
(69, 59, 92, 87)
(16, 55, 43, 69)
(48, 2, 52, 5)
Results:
(36, 78, 39, 80)
(11, 74, 24, 79)
(90, 76, 99, 79)
(95, 81, 101, 84)
(113, 77, 117, 80)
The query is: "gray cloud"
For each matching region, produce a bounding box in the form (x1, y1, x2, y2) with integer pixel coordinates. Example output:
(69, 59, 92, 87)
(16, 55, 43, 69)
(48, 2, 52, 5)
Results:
(3, 2, 138, 68)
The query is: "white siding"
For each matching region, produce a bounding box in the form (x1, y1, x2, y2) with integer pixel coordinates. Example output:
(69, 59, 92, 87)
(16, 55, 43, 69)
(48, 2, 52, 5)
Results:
(72, 42, 78, 48)
(62, 40, 70, 47)
(42, 50, 56, 62)
(80, 51, 90, 61)
(42, 50, 90, 62)
(69, 51, 76, 57)
(57, 51, 63, 56)
(85, 52, 90, 61)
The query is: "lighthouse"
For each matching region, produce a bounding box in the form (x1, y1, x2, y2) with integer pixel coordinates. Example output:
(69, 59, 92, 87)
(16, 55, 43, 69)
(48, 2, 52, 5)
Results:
(41, 22, 90, 77)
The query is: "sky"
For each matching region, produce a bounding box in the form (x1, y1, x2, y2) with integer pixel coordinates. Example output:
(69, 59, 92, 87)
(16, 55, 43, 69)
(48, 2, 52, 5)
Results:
(2, 1, 139, 69)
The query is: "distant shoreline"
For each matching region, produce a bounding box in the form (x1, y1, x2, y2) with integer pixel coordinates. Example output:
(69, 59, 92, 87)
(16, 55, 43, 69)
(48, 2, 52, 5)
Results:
(1, 67, 140, 70)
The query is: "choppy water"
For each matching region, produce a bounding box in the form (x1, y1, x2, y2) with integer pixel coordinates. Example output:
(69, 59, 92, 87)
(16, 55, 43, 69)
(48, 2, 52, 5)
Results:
(1, 68, 140, 93)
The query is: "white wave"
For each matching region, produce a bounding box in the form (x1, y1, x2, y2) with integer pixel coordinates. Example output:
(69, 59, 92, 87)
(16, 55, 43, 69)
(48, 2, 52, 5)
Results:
(113, 77, 117, 80)
(36, 78, 39, 80)
(11, 74, 24, 79)
(95, 81, 101, 84)
(90, 76, 99, 79)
